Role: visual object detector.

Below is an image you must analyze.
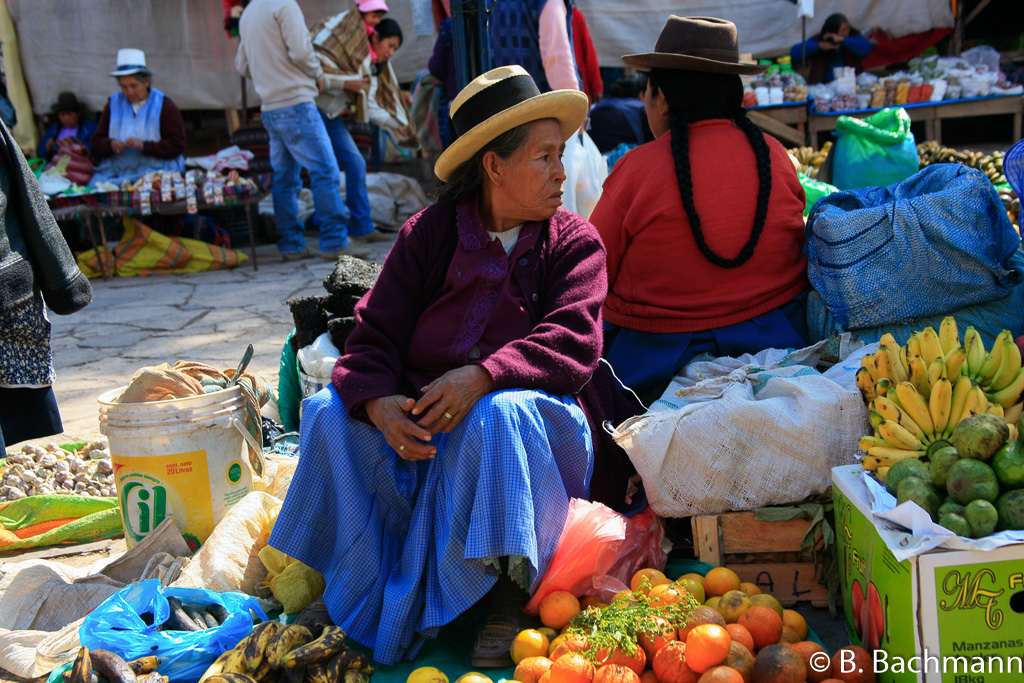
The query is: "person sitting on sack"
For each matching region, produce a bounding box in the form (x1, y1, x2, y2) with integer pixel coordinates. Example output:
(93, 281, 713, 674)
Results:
(589, 16, 811, 405)
(91, 49, 186, 185)
(38, 92, 98, 162)
(268, 64, 637, 668)
(311, 0, 414, 243)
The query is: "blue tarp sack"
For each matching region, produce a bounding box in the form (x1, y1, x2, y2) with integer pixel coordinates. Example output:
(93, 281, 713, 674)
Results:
(80, 579, 268, 683)
(805, 249, 1024, 347)
(832, 107, 919, 190)
(805, 163, 1022, 331)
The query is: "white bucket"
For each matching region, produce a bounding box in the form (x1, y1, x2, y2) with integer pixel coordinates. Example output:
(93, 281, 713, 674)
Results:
(98, 385, 266, 551)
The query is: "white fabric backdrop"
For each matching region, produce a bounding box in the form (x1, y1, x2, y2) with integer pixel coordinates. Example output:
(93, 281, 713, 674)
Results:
(10, 0, 953, 115)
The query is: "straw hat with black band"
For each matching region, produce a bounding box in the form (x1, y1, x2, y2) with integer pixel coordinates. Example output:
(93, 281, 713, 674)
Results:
(434, 65, 589, 182)
(622, 15, 767, 76)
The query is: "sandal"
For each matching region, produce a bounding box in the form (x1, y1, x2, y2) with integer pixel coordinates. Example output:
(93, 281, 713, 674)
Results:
(471, 576, 537, 668)
(470, 612, 520, 668)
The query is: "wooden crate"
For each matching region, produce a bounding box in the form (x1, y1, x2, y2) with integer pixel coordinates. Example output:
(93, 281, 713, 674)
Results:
(691, 511, 828, 606)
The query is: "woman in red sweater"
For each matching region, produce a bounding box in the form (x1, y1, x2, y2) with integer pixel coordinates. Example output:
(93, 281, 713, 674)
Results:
(589, 16, 810, 404)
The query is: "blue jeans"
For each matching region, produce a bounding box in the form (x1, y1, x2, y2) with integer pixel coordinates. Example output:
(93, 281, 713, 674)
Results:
(320, 112, 374, 236)
(261, 103, 350, 254)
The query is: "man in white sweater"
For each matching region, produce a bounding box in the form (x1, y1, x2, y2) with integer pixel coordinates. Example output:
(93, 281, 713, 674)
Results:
(236, 0, 368, 261)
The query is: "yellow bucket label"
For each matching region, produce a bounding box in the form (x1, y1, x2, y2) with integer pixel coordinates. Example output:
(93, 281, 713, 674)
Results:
(113, 449, 214, 551)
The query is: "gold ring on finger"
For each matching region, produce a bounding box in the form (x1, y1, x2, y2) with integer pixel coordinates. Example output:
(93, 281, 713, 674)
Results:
(444, 412, 453, 419)
(399, 445, 405, 451)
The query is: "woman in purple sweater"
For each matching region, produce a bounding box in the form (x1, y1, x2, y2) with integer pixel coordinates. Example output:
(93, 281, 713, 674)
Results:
(269, 66, 618, 667)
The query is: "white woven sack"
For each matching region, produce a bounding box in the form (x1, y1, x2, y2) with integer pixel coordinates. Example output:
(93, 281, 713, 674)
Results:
(610, 338, 872, 517)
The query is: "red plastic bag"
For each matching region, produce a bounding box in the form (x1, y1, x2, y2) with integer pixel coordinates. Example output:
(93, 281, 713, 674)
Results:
(525, 500, 666, 614)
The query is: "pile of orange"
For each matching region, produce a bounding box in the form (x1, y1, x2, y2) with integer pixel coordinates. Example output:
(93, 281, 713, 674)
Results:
(508, 568, 877, 683)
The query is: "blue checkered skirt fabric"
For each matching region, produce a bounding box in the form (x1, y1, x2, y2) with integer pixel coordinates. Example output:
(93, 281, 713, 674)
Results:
(269, 386, 593, 664)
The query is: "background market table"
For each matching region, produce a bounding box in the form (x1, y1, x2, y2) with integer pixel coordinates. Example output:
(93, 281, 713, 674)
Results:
(806, 95, 1023, 148)
(745, 102, 809, 147)
(47, 192, 265, 280)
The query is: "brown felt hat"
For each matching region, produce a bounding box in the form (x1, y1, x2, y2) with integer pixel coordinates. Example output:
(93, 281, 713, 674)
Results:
(434, 65, 588, 182)
(622, 16, 768, 75)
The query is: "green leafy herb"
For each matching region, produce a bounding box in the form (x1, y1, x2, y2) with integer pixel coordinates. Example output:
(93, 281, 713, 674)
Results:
(566, 579, 699, 664)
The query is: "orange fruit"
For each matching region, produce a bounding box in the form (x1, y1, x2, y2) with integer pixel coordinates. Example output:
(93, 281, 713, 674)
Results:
(737, 605, 783, 651)
(678, 606, 727, 641)
(511, 629, 551, 664)
(696, 666, 745, 683)
(724, 624, 754, 654)
(778, 626, 800, 644)
(723, 641, 755, 683)
(649, 583, 689, 609)
(595, 645, 646, 676)
(631, 568, 670, 595)
(652, 641, 700, 683)
(550, 633, 589, 660)
(685, 624, 732, 673)
(538, 674, 551, 683)
(829, 646, 875, 683)
(781, 610, 807, 641)
(703, 568, 741, 598)
(539, 591, 581, 630)
(738, 583, 761, 596)
(581, 595, 608, 610)
(790, 642, 831, 683)
(638, 615, 678, 660)
(677, 572, 705, 585)
(677, 577, 706, 604)
(593, 664, 640, 683)
(639, 671, 659, 683)
(550, 652, 596, 683)
(717, 590, 753, 624)
(749, 594, 784, 619)
(704, 596, 722, 611)
(752, 644, 807, 683)
(514, 657, 553, 683)
(612, 589, 636, 604)
(538, 627, 559, 642)
(454, 675, 492, 683)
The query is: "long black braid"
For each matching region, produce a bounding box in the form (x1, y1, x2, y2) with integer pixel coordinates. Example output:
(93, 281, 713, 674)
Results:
(649, 68, 773, 269)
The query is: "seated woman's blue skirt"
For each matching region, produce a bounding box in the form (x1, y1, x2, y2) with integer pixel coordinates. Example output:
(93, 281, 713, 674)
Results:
(269, 386, 594, 665)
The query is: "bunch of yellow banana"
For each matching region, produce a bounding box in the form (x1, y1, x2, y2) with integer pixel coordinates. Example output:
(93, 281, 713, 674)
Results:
(854, 317, 1024, 472)
(962, 328, 1024, 419)
(854, 318, 1024, 423)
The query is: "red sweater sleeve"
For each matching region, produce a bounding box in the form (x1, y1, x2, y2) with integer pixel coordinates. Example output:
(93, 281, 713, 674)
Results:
(572, 9, 602, 99)
(588, 170, 628, 293)
(91, 101, 114, 158)
(142, 98, 187, 159)
(481, 214, 607, 395)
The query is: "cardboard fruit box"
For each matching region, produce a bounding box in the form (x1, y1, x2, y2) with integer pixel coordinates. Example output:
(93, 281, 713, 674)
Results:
(832, 465, 1024, 683)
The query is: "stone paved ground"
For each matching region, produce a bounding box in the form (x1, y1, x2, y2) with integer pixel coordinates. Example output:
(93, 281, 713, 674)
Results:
(14, 235, 395, 449)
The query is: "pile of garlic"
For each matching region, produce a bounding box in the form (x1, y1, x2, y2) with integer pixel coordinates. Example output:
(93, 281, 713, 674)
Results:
(2, 438, 115, 500)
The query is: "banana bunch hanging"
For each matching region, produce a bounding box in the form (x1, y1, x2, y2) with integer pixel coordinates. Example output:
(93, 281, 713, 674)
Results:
(854, 317, 1024, 473)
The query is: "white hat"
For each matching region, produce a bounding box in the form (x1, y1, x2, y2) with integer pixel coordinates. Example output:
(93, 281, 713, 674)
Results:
(110, 48, 151, 77)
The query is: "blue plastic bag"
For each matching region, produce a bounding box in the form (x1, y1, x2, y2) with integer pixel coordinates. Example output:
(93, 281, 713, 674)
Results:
(80, 580, 268, 683)
(832, 108, 919, 190)
(806, 163, 1022, 331)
